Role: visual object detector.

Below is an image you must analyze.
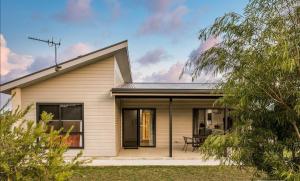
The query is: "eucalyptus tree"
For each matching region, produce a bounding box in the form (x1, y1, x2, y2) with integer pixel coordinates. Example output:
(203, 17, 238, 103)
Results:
(183, 0, 300, 179)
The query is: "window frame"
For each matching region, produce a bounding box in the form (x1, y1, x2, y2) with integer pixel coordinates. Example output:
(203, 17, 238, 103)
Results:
(36, 102, 84, 149)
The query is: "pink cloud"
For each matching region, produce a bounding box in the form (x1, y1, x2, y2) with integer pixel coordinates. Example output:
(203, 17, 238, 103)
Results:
(56, 0, 93, 22)
(137, 48, 168, 65)
(61, 42, 93, 60)
(146, 0, 173, 13)
(0, 34, 33, 77)
(27, 42, 93, 73)
(138, 1, 188, 35)
(140, 61, 222, 83)
(1, 38, 93, 83)
(22, 42, 93, 77)
(189, 36, 220, 60)
(142, 62, 191, 82)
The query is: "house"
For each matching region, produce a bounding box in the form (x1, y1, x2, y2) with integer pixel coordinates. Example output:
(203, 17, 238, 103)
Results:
(0, 40, 230, 158)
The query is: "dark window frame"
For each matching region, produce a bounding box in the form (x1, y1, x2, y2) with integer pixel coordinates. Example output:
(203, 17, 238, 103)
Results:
(36, 103, 84, 149)
(122, 108, 156, 148)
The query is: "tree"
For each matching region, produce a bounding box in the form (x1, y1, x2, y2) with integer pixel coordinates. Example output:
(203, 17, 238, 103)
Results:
(183, 0, 300, 179)
(0, 97, 85, 181)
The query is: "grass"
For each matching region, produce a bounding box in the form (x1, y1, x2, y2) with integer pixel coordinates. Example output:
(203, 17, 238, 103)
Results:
(72, 166, 264, 181)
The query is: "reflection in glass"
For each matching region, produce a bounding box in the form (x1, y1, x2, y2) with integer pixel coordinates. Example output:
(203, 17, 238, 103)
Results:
(193, 109, 225, 136)
(139, 109, 155, 147)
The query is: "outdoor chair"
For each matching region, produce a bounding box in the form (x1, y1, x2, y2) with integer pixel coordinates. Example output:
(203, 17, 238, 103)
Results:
(182, 136, 193, 152)
(191, 129, 213, 151)
(192, 136, 206, 151)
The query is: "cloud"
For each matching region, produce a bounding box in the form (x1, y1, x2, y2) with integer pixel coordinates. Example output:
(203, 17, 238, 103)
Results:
(27, 56, 54, 73)
(140, 61, 222, 83)
(142, 62, 191, 82)
(189, 36, 220, 60)
(179, 36, 222, 82)
(0, 36, 93, 110)
(183, 36, 220, 77)
(145, 0, 173, 12)
(61, 42, 92, 61)
(1, 37, 93, 84)
(56, 0, 93, 23)
(136, 48, 168, 65)
(0, 34, 33, 78)
(132, 71, 143, 82)
(138, 0, 188, 35)
(26, 42, 92, 74)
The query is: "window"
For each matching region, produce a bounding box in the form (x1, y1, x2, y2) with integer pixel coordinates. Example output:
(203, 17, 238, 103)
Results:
(37, 103, 84, 148)
(193, 108, 226, 136)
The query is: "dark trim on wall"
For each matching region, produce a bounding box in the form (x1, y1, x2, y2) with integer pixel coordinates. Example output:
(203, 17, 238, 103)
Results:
(115, 96, 222, 99)
(169, 98, 173, 157)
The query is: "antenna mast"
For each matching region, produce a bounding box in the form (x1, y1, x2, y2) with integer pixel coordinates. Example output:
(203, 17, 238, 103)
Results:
(28, 36, 62, 71)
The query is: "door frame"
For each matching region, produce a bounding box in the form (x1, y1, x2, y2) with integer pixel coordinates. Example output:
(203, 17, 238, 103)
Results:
(122, 108, 156, 148)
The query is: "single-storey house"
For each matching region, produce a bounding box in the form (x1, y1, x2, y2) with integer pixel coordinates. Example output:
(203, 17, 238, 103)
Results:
(0, 40, 230, 158)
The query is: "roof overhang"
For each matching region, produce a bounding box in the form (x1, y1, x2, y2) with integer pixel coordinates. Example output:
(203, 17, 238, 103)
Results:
(1, 40, 132, 94)
(111, 88, 223, 97)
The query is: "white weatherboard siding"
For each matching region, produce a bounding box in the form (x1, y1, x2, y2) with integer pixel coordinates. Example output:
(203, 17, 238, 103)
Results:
(20, 57, 117, 157)
(114, 58, 124, 155)
(11, 88, 21, 111)
(120, 99, 216, 148)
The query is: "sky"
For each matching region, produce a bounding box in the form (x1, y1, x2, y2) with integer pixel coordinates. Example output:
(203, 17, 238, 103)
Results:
(0, 0, 249, 106)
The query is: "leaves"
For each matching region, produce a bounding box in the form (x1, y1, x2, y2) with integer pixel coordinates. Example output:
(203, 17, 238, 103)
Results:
(185, 0, 300, 180)
(0, 102, 85, 180)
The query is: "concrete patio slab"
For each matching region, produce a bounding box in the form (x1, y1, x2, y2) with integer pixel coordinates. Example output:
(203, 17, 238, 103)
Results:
(86, 159, 220, 166)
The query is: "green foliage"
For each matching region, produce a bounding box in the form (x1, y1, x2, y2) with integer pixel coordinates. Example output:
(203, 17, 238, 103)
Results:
(184, 0, 300, 180)
(0, 98, 85, 181)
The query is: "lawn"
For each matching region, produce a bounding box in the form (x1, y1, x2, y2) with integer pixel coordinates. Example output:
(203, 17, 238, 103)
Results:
(72, 166, 264, 181)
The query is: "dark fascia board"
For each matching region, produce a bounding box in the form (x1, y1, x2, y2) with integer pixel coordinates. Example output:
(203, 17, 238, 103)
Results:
(111, 88, 222, 94)
(115, 95, 223, 99)
(1, 40, 131, 94)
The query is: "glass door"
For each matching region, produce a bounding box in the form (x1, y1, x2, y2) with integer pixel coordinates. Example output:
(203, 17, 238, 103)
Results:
(122, 109, 138, 148)
(139, 109, 155, 147)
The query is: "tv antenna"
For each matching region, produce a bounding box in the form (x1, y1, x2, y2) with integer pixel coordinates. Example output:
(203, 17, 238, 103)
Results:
(28, 36, 62, 71)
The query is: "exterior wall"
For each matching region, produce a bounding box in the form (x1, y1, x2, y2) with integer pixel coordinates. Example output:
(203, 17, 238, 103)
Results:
(113, 58, 124, 155)
(115, 99, 122, 154)
(11, 88, 21, 111)
(120, 99, 217, 148)
(20, 57, 116, 157)
(114, 57, 124, 86)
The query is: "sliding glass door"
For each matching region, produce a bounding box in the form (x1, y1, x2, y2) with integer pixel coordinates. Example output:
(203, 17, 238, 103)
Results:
(123, 108, 156, 148)
(193, 108, 226, 136)
(139, 109, 155, 147)
(123, 109, 138, 148)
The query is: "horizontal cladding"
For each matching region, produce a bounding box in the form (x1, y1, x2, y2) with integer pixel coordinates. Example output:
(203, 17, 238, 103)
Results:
(21, 57, 117, 157)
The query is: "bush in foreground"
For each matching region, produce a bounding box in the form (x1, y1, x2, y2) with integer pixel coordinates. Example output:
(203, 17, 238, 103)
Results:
(0, 99, 84, 181)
